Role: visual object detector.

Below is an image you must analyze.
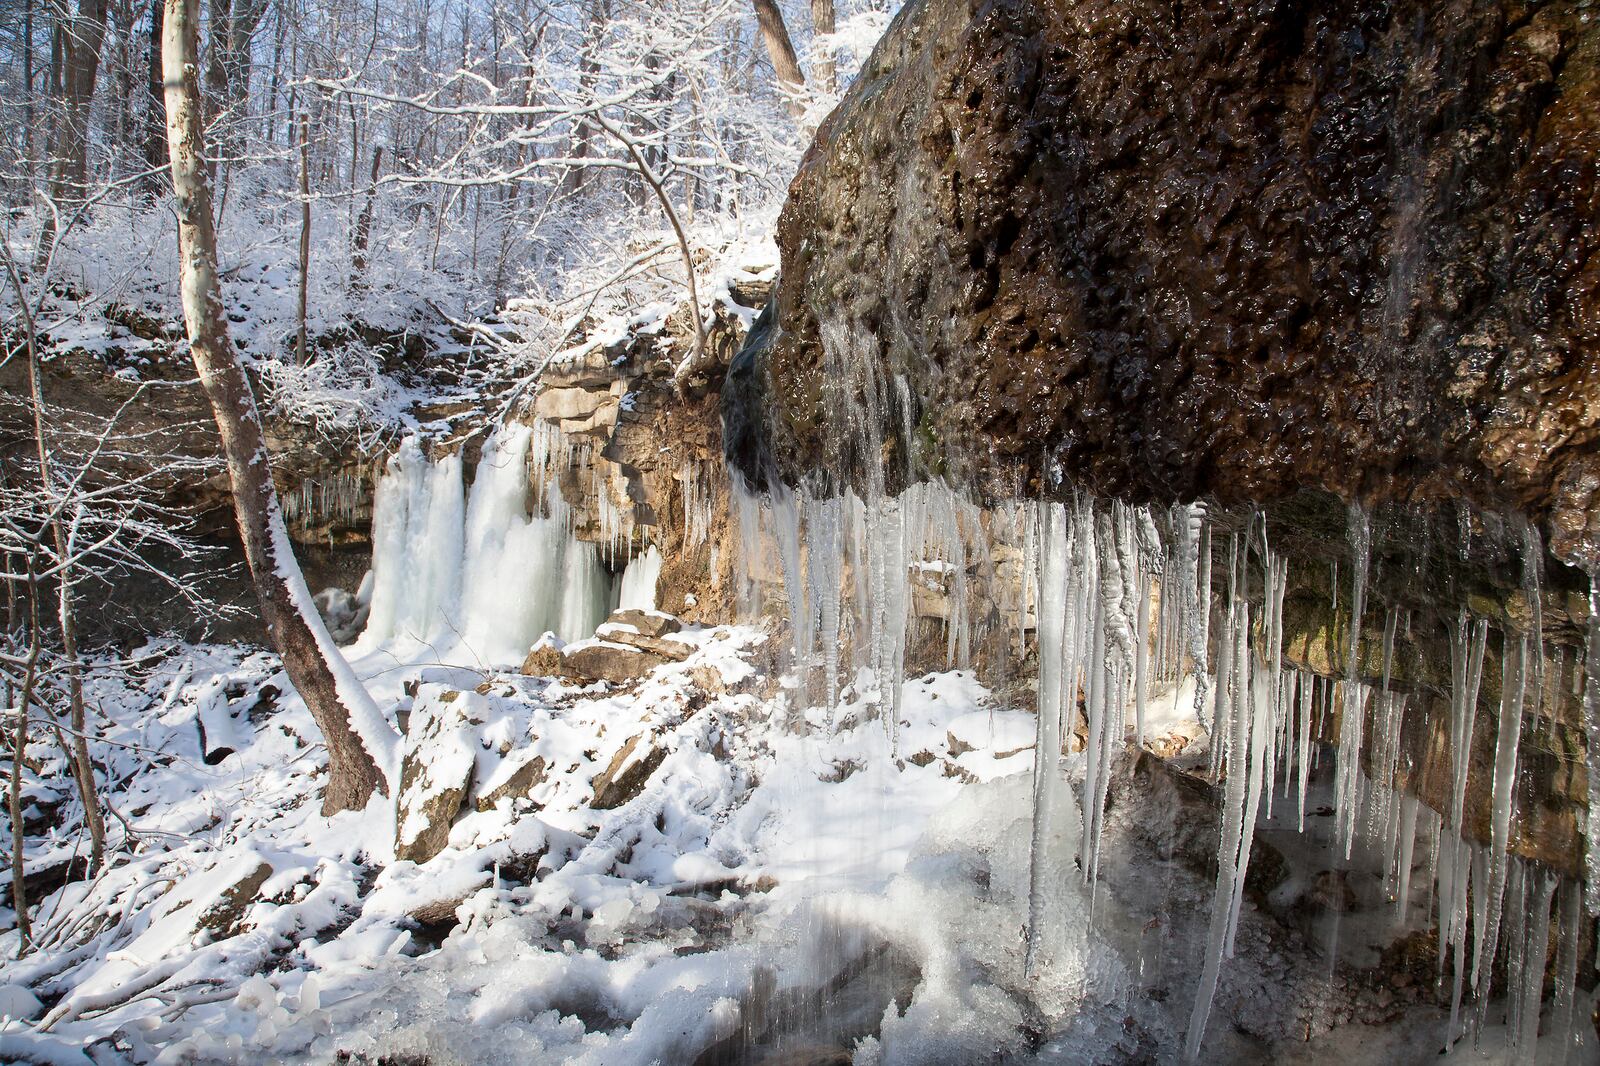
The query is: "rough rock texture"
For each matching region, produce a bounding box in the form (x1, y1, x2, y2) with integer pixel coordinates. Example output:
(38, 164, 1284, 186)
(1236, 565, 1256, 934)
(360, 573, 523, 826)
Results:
(743, 0, 1600, 568)
(562, 641, 670, 684)
(610, 610, 683, 638)
(517, 279, 771, 627)
(395, 687, 482, 864)
(596, 621, 693, 660)
(473, 754, 548, 812)
(592, 731, 668, 809)
(195, 860, 274, 941)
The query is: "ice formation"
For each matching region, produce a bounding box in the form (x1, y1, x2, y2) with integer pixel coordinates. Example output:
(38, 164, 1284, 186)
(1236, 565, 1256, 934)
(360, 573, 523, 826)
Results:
(357, 425, 615, 662)
(617, 545, 663, 612)
(728, 439, 1594, 1060)
(280, 471, 366, 531)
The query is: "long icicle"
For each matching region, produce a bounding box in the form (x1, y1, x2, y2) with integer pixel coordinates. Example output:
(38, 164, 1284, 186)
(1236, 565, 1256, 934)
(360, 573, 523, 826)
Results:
(1025, 502, 1079, 976)
(1185, 534, 1251, 1060)
(1472, 633, 1528, 1035)
(1582, 577, 1600, 915)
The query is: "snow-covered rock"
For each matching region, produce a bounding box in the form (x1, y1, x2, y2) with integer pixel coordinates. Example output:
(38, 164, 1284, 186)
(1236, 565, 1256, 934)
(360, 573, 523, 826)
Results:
(395, 687, 483, 863)
(561, 640, 669, 685)
(592, 731, 668, 810)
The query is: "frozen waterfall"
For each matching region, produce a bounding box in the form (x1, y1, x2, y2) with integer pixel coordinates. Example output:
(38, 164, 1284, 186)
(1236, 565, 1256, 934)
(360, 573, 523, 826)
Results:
(355, 425, 616, 664)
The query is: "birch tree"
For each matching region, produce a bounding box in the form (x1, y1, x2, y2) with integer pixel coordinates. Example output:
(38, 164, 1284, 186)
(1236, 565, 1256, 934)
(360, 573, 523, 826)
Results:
(162, 0, 395, 814)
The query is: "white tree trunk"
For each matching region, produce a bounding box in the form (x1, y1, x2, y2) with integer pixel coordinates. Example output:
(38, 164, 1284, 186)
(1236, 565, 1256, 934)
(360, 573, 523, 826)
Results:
(163, 0, 395, 814)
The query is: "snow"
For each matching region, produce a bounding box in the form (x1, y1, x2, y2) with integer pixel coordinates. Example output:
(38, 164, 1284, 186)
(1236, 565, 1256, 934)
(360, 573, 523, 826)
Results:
(354, 424, 616, 666)
(617, 546, 663, 612)
(0, 603, 1154, 1066)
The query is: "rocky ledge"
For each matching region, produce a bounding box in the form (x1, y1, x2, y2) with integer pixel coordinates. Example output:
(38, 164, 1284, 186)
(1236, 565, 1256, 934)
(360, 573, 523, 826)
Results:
(739, 0, 1600, 568)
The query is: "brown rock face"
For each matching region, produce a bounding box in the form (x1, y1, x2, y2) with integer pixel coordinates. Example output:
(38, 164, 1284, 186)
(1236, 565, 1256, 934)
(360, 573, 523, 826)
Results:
(562, 642, 670, 684)
(744, 0, 1600, 566)
(592, 732, 669, 809)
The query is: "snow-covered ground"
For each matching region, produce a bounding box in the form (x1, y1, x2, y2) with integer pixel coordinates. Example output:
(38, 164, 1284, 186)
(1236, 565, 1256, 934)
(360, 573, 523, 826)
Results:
(0, 623, 1122, 1065)
(4, 613, 1593, 1065)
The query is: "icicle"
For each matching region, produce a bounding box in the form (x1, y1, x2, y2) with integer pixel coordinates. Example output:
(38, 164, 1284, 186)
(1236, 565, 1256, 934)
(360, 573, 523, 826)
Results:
(729, 468, 765, 617)
(1465, 844, 1492, 1041)
(1583, 577, 1600, 915)
(1334, 681, 1371, 859)
(1366, 689, 1407, 853)
(1296, 670, 1313, 832)
(1551, 878, 1582, 1066)
(1517, 866, 1555, 1053)
(1225, 640, 1266, 959)
(1082, 514, 1114, 884)
(1448, 613, 1490, 838)
(771, 484, 811, 662)
(1259, 540, 1287, 821)
(1394, 795, 1418, 923)
(1472, 633, 1528, 1026)
(1194, 517, 1214, 720)
(1333, 504, 1372, 857)
(1209, 534, 1241, 780)
(1185, 565, 1256, 1060)
(1025, 501, 1083, 976)
(1523, 522, 1547, 729)
(1020, 499, 1038, 651)
(680, 460, 714, 548)
(808, 493, 845, 717)
(1503, 861, 1529, 1041)
(874, 494, 910, 737)
(1172, 504, 1204, 720)
(1444, 839, 1475, 1046)
(1135, 566, 1152, 748)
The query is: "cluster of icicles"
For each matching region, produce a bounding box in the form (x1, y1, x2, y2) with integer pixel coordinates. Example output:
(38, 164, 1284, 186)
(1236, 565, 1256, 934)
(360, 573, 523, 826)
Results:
(280, 471, 366, 530)
(354, 423, 659, 664)
(730, 469, 1600, 1061)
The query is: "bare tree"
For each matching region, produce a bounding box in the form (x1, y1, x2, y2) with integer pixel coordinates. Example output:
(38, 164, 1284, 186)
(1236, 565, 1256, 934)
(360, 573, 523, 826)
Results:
(35, 0, 110, 263)
(752, 0, 803, 116)
(810, 0, 834, 93)
(350, 142, 382, 280)
(296, 113, 311, 365)
(139, 0, 165, 188)
(202, 0, 269, 166)
(162, 0, 394, 814)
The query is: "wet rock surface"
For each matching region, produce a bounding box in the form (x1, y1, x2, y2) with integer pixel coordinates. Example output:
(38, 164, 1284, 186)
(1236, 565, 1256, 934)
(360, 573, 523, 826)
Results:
(742, 0, 1600, 568)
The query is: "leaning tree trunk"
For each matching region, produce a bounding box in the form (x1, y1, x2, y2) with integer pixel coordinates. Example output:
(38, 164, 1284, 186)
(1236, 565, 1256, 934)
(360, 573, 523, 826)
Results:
(162, 0, 393, 814)
(752, 0, 805, 118)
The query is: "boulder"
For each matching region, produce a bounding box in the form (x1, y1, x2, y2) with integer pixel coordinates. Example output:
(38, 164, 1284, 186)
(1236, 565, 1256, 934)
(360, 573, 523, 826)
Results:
(608, 609, 682, 638)
(196, 860, 274, 940)
(474, 754, 548, 812)
(686, 663, 764, 699)
(562, 641, 668, 684)
(732, 0, 1600, 570)
(407, 890, 479, 928)
(596, 622, 692, 661)
(395, 687, 482, 863)
(521, 641, 566, 677)
(592, 732, 668, 809)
